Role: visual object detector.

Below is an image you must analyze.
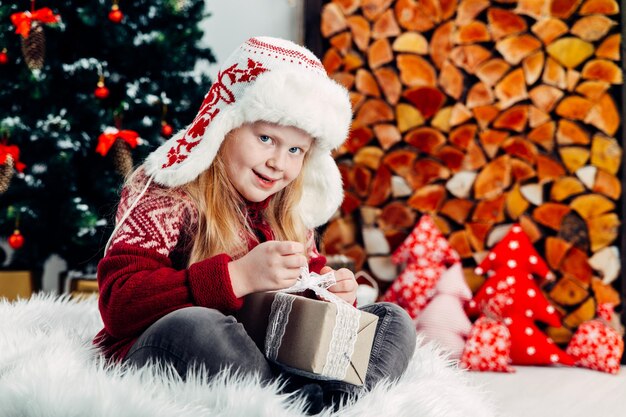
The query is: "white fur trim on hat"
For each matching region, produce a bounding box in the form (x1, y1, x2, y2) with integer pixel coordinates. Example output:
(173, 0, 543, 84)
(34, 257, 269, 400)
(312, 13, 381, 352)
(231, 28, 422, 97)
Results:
(143, 37, 352, 228)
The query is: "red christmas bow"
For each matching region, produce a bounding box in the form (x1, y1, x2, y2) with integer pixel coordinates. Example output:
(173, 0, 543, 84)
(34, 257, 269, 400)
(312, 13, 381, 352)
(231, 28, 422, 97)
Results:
(96, 128, 140, 156)
(11, 8, 60, 38)
(0, 144, 26, 172)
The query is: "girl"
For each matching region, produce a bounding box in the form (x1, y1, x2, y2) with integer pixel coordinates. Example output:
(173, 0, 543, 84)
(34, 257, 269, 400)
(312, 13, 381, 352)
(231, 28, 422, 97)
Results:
(95, 37, 416, 413)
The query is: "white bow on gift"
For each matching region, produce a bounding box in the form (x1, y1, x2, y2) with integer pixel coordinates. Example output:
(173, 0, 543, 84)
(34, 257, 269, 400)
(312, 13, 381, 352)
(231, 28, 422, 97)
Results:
(265, 266, 361, 380)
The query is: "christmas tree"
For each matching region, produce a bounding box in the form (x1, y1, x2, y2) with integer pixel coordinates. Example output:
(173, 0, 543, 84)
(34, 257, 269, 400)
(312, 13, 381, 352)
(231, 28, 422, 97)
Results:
(0, 0, 214, 275)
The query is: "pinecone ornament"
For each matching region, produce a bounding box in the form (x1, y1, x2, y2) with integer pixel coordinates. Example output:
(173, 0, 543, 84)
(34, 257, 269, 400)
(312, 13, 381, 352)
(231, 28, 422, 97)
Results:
(0, 154, 14, 194)
(21, 22, 46, 71)
(111, 139, 133, 177)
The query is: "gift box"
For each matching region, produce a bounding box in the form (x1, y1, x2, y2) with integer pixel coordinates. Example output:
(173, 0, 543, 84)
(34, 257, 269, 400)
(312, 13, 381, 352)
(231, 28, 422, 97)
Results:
(237, 291, 378, 386)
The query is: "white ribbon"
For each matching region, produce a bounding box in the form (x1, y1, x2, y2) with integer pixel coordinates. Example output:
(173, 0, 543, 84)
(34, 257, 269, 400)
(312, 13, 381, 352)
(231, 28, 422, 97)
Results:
(264, 266, 361, 380)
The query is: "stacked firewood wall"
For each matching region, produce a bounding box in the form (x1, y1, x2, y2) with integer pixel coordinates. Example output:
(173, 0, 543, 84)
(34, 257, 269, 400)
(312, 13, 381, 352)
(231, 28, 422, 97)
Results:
(318, 0, 623, 344)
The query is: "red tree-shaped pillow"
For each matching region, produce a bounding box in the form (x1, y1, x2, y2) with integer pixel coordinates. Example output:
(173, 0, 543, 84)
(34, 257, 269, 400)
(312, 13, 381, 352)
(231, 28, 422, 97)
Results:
(384, 214, 460, 319)
(466, 225, 575, 366)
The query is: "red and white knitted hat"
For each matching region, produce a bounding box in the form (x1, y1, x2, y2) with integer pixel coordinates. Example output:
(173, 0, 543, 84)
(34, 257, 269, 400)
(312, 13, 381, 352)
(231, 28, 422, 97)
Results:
(143, 37, 352, 228)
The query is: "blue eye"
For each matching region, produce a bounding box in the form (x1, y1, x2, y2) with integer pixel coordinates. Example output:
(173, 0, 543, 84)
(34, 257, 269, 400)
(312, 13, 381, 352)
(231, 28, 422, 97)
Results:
(289, 147, 302, 154)
(259, 135, 271, 143)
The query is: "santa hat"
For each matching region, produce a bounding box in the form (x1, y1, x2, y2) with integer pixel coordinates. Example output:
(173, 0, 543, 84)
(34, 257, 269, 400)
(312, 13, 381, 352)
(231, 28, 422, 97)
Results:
(143, 36, 352, 228)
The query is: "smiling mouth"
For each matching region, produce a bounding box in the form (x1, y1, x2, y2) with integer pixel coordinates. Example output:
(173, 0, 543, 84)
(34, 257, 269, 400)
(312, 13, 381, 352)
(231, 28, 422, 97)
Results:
(253, 170, 278, 184)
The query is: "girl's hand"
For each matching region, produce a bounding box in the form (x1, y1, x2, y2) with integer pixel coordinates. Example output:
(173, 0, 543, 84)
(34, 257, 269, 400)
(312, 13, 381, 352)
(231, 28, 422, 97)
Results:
(229, 240, 307, 297)
(321, 266, 357, 305)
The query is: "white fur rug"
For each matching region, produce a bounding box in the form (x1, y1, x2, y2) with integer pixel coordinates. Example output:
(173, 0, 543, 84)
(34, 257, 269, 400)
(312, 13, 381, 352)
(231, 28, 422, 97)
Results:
(0, 294, 495, 417)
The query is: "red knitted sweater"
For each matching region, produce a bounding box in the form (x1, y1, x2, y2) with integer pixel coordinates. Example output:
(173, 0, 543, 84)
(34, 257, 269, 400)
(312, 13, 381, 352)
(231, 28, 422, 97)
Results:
(94, 183, 326, 361)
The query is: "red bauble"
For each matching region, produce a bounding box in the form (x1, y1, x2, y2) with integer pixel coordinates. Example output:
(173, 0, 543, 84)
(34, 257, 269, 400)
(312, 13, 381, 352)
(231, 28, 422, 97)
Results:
(8, 229, 24, 250)
(94, 82, 110, 99)
(108, 5, 124, 23)
(161, 122, 173, 137)
(0, 49, 7, 65)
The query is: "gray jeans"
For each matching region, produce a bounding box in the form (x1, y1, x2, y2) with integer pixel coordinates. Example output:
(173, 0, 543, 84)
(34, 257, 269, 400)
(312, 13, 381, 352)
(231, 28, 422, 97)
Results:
(125, 302, 416, 396)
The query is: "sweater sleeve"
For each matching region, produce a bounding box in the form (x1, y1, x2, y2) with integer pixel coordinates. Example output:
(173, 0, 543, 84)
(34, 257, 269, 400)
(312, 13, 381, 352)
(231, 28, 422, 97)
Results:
(97, 188, 243, 339)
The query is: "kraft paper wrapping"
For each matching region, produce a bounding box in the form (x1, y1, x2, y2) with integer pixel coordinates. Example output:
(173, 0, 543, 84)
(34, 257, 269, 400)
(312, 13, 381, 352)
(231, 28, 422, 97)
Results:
(237, 291, 378, 386)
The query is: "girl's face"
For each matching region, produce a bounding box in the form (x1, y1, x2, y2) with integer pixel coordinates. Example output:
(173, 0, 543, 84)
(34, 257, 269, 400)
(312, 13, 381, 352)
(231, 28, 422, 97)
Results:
(222, 121, 313, 202)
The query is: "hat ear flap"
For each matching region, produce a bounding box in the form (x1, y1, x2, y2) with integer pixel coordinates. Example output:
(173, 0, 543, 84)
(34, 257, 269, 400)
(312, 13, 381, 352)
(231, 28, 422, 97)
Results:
(297, 151, 343, 228)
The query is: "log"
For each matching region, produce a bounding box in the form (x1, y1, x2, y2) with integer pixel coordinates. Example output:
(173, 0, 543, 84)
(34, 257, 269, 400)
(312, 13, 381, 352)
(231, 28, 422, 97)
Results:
(581, 59, 623, 84)
(467, 82, 495, 109)
(396, 103, 424, 133)
(321, 217, 356, 254)
(436, 145, 465, 172)
(515, 0, 551, 19)
(449, 45, 492, 74)
(360, 206, 382, 226)
(487, 8, 527, 40)
(441, 198, 475, 224)
(546, 37, 594, 68)
(588, 246, 620, 284)
(338, 162, 352, 191)
(332, 72, 356, 90)
(556, 120, 590, 145)
(350, 92, 366, 112)
(384, 229, 409, 252)
(394, 0, 435, 32)
(528, 106, 551, 128)
(450, 103, 474, 126)
(363, 226, 392, 255)
(343, 126, 374, 154)
(439, 61, 464, 100)
(559, 147, 590, 173)
(502, 136, 538, 164)
(379, 201, 416, 229)
(456, 0, 490, 24)
(486, 223, 513, 248)
(522, 51, 545, 86)
(330, 32, 353, 55)
(355, 69, 381, 97)
(455, 21, 491, 44)
(542, 57, 567, 89)
(558, 211, 591, 252)
(585, 94, 620, 137)
(448, 230, 473, 258)
(365, 165, 393, 206)
(374, 67, 402, 104)
(593, 169, 621, 200)
(332, 0, 360, 15)
(341, 191, 361, 215)
(392, 32, 428, 54)
(590, 134, 621, 175)
(531, 17, 568, 45)
(549, 275, 590, 306)
(431, 106, 453, 132)
(555, 96, 594, 121)
(446, 171, 477, 199)
(521, 183, 544, 206)
(527, 121, 555, 152)
(463, 140, 487, 171)
(323, 48, 343, 75)
(402, 86, 446, 119)
(397, 54, 437, 87)
(512, 158, 537, 184)
(412, 158, 452, 189)
(591, 277, 621, 306)
(449, 124, 477, 150)
(472, 104, 500, 130)
(579, 0, 619, 15)
(464, 267, 486, 293)
(407, 184, 446, 212)
(351, 164, 373, 197)
(476, 58, 511, 87)
(373, 124, 402, 150)
(587, 213, 620, 251)
(372, 9, 401, 39)
(529, 84, 564, 113)
(536, 154, 566, 181)
(321, 3, 348, 38)
(432, 214, 452, 235)
(550, 0, 583, 19)
(404, 127, 446, 154)
(576, 165, 597, 189)
(343, 243, 367, 273)
(343, 51, 365, 71)
(354, 146, 385, 170)
(361, 0, 394, 20)
(550, 176, 585, 201)
(545, 326, 574, 345)
(493, 105, 528, 132)
(472, 195, 506, 224)
(506, 183, 530, 219)
(575, 80, 610, 101)
(479, 129, 509, 159)
(494, 68, 528, 109)
(440, 0, 459, 20)
(383, 149, 417, 178)
(391, 175, 412, 198)
(429, 21, 455, 70)
(466, 222, 491, 252)
(571, 15, 616, 42)
(354, 99, 394, 128)
(596, 33, 620, 61)
(474, 155, 512, 199)
(496, 34, 542, 65)
(367, 255, 397, 282)
(570, 194, 615, 220)
(368, 38, 394, 69)
(563, 298, 595, 329)
(346, 15, 371, 51)
(566, 69, 581, 92)
(561, 246, 593, 284)
(545, 236, 573, 270)
(519, 215, 542, 242)
(533, 203, 571, 230)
